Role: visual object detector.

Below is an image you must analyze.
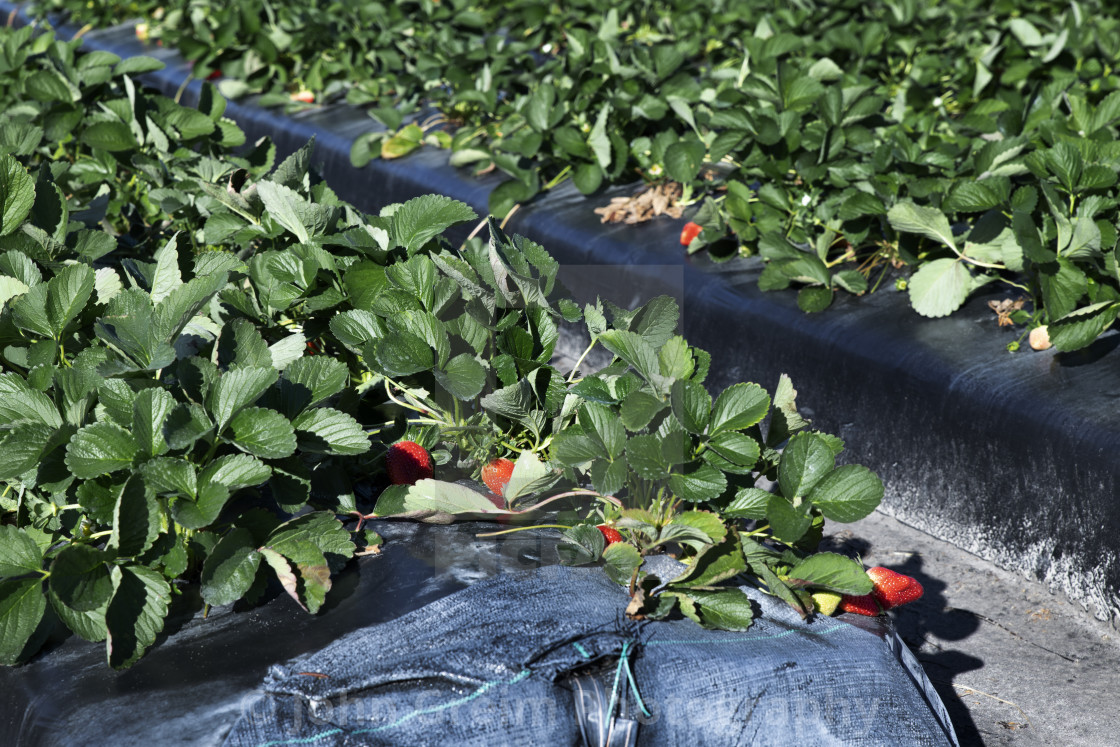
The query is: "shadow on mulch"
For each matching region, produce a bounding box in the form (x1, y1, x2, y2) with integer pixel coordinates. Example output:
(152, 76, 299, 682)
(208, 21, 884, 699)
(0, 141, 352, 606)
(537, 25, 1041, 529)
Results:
(821, 533, 986, 746)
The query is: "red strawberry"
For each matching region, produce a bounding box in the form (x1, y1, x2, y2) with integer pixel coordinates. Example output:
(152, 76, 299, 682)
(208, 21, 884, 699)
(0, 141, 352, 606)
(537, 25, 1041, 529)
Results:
(206, 70, 223, 81)
(840, 567, 923, 616)
(481, 457, 515, 497)
(597, 524, 623, 546)
(291, 90, 315, 104)
(838, 593, 881, 616)
(867, 566, 924, 610)
(679, 221, 702, 246)
(386, 441, 433, 485)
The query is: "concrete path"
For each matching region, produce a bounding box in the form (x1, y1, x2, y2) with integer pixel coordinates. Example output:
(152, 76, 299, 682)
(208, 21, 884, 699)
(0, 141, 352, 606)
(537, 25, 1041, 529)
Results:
(827, 510, 1120, 746)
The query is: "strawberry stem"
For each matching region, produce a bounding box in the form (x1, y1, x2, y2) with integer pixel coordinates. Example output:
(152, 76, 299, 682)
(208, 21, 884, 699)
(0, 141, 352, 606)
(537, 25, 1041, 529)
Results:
(475, 523, 570, 538)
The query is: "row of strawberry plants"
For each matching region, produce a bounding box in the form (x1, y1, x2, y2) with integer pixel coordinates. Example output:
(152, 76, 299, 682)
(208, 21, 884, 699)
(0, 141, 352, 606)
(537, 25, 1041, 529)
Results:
(1, 23, 899, 670)
(25, 0, 1120, 352)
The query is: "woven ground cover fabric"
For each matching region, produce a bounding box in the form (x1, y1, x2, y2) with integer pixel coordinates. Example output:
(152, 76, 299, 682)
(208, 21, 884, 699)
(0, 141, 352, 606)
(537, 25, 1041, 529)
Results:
(224, 565, 957, 746)
(0, 522, 560, 746)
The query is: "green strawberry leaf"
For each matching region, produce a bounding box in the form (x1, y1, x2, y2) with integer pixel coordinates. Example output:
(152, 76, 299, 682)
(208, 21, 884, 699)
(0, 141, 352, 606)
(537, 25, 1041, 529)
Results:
(670, 379, 711, 435)
(257, 180, 312, 243)
(276, 356, 349, 414)
(389, 195, 477, 254)
(1048, 302, 1120, 352)
(0, 577, 47, 665)
(907, 258, 971, 318)
(766, 494, 813, 544)
(888, 200, 957, 251)
(709, 382, 770, 435)
(0, 374, 62, 428)
(207, 367, 279, 430)
(105, 564, 170, 669)
(65, 422, 140, 479)
(668, 461, 727, 503)
(229, 407, 298, 459)
(786, 552, 873, 595)
(291, 408, 370, 455)
(725, 487, 773, 519)
(0, 154, 36, 237)
(578, 402, 627, 460)
(200, 454, 271, 490)
(0, 525, 44, 579)
(558, 524, 605, 565)
(434, 354, 487, 401)
(48, 544, 113, 612)
(668, 534, 745, 586)
(502, 450, 561, 505)
(200, 528, 262, 607)
(777, 431, 835, 499)
(403, 479, 509, 515)
(602, 542, 642, 586)
(170, 483, 232, 530)
(0, 423, 56, 480)
(109, 475, 161, 557)
(806, 464, 884, 523)
(140, 458, 197, 499)
(676, 588, 755, 631)
(132, 388, 175, 459)
(164, 403, 213, 450)
(45, 263, 96, 339)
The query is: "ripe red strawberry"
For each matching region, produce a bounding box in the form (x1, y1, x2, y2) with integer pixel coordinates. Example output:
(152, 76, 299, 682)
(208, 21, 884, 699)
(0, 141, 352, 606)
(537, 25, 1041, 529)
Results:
(206, 70, 223, 81)
(385, 441, 433, 485)
(838, 593, 881, 617)
(597, 524, 623, 545)
(481, 457, 515, 496)
(839, 567, 923, 616)
(867, 566, 923, 610)
(679, 221, 702, 246)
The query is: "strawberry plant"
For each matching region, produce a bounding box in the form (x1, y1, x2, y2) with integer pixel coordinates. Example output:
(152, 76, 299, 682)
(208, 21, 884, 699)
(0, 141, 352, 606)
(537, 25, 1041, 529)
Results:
(347, 217, 884, 631)
(0, 65, 488, 664)
(0, 22, 901, 668)
(34, 0, 1120, 351)
(0, 26, 260, 249)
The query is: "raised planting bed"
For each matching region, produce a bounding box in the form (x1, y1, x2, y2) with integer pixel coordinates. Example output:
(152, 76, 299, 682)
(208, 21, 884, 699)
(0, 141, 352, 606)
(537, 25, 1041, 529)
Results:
(17, 10, 1117, 628)
(23, 0, 1120, 353)
(0, 16, 961, 746)
(0, 523, 958, 746)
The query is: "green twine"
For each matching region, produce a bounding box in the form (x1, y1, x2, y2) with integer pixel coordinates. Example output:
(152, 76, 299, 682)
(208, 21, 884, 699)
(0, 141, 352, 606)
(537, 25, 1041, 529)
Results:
(604, 639, 652, 720)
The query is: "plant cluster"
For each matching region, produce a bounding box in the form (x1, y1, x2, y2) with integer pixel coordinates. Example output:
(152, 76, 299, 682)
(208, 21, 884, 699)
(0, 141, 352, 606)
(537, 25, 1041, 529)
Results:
(1, 24, 889, 669)
(28, 0, 1120, 350)
(352, 218, 886, 632)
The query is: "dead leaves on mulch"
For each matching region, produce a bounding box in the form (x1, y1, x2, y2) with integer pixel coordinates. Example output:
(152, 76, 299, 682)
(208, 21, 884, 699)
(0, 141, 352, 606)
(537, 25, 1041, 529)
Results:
(593, 182, 684, 224)
(988, 298, 1025, 327)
